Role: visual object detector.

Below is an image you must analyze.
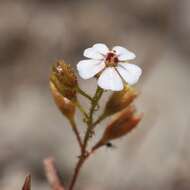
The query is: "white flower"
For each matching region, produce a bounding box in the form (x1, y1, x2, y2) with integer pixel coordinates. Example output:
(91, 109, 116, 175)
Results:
(77, 43, 142, 91)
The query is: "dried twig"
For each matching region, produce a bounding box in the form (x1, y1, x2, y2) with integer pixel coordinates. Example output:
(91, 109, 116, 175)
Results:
(44, 157, 65, 190)
(22, 174, 31, 190)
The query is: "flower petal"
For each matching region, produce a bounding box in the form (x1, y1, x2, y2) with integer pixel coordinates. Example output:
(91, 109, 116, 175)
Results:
(116, 63, 142, 85)
(112, 46, 136, 61)
(77, 59, 105, 79)
(92, 43, 109, 55)
(84, 47, 104, 60)
(98, 67, 123, 91)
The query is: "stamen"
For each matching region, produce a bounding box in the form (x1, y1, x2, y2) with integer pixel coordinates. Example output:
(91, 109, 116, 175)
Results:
(105, 52, 118, 67)
(106, 53, 115, 62)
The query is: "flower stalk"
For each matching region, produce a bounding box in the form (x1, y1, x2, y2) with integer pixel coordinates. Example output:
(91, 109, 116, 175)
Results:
(76, 86, 93, 101)
(69, 119, 83, 152)
(48, 43, 143, 190)
(68, 86, 104, 190)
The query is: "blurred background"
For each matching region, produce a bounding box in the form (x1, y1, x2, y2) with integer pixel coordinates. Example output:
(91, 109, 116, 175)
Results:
(0, 0, 190, 189)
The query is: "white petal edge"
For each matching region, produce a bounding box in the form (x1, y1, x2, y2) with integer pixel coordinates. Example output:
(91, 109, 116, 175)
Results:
(98, 67, 123, 91)
(92, 43, 109, 55)
(112, 46, 136, 61)
(77, 59, 105, 79)
(84, 47, 104, 60)
(116, 63, 142, 85)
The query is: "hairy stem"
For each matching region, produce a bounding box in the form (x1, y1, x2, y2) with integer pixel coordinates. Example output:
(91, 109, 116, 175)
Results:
(77, 86, 93, 101)
(83, 87, 103, 153)
(75, 101, 89, 120)
(92, 112, 107, 129)
(68, 87, 104, 190)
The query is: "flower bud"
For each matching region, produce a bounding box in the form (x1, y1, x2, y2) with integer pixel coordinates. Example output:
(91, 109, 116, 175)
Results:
(50, 81, 75, 120)
(50, 60, 77, 101)
(93, 106, 142, 150)
(103, 85, 138, 116)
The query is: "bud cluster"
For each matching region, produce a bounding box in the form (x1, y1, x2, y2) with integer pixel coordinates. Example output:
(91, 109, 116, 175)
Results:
(50, 60, 78, 120)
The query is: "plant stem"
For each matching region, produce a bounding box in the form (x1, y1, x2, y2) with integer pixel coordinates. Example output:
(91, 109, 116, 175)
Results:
(68, 156, 86, 190)
(83, 87, 103, 153)
(92, 112, 107, 129)
(69, 119, 83, 151)
(75, 101, 89, 120)
(68, 87, 104, 190)
(68, 148, 98, 190)
(77, 86, 93, 101)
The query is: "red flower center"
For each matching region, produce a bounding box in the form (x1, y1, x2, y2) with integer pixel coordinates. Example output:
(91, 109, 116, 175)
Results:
(105, 52, 118, 67)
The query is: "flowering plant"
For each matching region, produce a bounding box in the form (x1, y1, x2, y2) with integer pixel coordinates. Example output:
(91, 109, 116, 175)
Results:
(47, 43, 142, 190)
